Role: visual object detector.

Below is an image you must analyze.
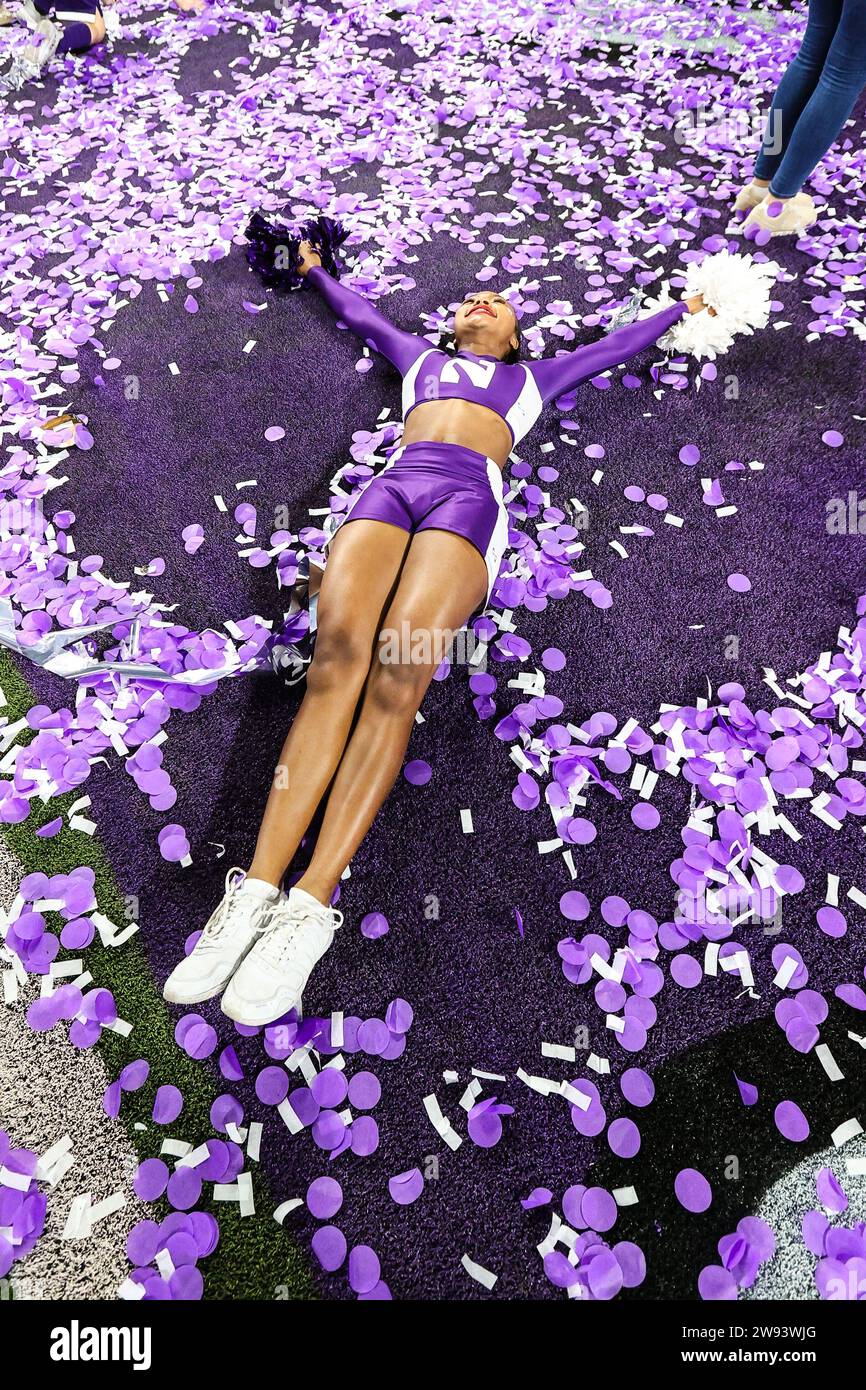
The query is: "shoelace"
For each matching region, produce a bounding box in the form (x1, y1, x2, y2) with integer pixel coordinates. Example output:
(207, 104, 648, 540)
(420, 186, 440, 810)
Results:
(258, 901, 343, 967)
(198, 869, 275, 949)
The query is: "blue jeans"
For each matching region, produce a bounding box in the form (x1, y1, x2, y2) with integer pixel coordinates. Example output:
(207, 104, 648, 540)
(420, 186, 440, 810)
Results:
(754, 0, 866, 196)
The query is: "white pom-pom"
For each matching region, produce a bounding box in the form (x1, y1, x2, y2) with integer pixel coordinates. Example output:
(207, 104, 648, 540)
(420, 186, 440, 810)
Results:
(640, 251, 780, 361)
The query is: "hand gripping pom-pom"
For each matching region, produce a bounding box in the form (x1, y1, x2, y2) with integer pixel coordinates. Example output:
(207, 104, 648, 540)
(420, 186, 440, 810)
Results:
(245, 212, 349, 291)
(302, 215, 350, 279)
(639, 250, 780, 361)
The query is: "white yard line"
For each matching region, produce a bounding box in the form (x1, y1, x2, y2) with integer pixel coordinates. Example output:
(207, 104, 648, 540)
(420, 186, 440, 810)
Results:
(742, 1134, 866, 1300)
(0, 840, 143, 1300)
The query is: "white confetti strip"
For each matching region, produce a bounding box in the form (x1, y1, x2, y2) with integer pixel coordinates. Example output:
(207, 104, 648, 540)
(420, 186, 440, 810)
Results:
(36, 1135, 74, 1185)
(516, 1069, 561, 1098)
(461, 1254, 497, 1290)
(815, 1045, 844, 1082)
(459, 1079, 482, 1111)
(238, 1171, 255, 1217)
(586, 1054, 610, 1075)
(773, 955, 799, 990)
(61, 1193, 92, 1241)
(423, 1094, 462, 1151)
(537, 1212, 563, 1258)
(176, 1143, 210, 1169)
(559, 1082, 591, 1112)
(277, 1098, 304, 1135)
(273, 1198, 304, 1225)
(247, 1122, 263, 1162)
(160, 1138, 192, 1158)
(117, 1277, 146, 1301)
(0, 1165, 31, 1192)
(89, 1191, 126, 1225)
(831, 1118, 863, 1148)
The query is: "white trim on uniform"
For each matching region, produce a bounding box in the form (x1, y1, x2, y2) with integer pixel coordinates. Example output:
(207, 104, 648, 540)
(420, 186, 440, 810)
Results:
(482, 459, 509, 597)
(401, 348, 436, 419)
(504, 366, 544, 446)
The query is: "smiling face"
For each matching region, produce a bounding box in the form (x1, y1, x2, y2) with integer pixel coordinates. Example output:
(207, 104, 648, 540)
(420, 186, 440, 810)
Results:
(454, 291, 520, 360)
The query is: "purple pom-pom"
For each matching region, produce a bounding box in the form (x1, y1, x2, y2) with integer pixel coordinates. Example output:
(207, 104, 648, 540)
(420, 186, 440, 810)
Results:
(302, 215, 350, 280)
(245, 212, 303, 290)
(245, 212, 349, 292)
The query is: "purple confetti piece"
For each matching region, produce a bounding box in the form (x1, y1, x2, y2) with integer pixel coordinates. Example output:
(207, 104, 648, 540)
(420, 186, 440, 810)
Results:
(404, 759, 432, 786)
(774, 1100, 810, 1142)
(307, 1176, 343, 1220)
(388, 1168, 424, 1206)
(348, 1244, 380, 1295)
(520, 1187, 552, 1211)
(360, 912, 389, 939)
(153, 1086, 184, 1125)
(734, 1074, 759, 1107)
(675, 1168, 712, 1214)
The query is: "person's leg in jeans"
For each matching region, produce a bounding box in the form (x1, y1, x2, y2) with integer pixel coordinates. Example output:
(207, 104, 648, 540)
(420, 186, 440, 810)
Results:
(751, 0, 843, 192)
(763, 0, 866, 197)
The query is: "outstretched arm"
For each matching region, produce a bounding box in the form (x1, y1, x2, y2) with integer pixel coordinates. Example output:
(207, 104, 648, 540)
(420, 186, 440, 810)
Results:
(301, 245, 428, 376)
(525, 300, 694, 405)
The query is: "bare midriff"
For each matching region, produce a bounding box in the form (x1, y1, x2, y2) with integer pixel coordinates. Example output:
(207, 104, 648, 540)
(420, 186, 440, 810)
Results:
(401, 399, 512, 470)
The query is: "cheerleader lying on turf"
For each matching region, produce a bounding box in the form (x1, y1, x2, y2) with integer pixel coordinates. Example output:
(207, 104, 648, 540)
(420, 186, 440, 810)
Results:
(163, 224, 774, 1027)
(0, 0, 105, 89)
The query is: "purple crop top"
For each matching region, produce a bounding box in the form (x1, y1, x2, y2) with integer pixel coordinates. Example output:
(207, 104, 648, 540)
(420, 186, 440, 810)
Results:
(307, 266, 687, 446)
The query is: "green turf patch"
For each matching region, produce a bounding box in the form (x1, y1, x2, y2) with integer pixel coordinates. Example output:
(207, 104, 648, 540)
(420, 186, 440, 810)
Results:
(0, 652, 316, 1301)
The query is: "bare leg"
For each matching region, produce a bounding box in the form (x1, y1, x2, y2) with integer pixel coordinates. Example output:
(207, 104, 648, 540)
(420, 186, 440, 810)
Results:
(295, 529, 488, 905)
(247, 520, 410, 887)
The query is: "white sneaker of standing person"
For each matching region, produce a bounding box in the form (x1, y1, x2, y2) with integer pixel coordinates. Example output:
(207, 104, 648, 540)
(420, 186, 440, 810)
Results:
(732, 179, 769, 213)
(162, 869, 282, 1006)
(743, 190, 817, 237)
(221, 886, 342, 1026)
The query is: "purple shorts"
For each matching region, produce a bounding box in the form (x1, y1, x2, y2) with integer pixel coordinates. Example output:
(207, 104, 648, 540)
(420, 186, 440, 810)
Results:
(335, 441, 508, 599)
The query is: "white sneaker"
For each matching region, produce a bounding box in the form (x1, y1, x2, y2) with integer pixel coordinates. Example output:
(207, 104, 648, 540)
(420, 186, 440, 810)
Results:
(744, 191, 817, 237)
(221, 887, 342, 1026)
(162, 869, 280, 1005)
(732, 180, 769, 213)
